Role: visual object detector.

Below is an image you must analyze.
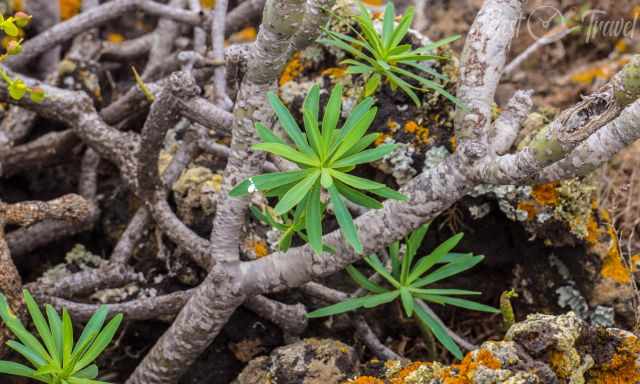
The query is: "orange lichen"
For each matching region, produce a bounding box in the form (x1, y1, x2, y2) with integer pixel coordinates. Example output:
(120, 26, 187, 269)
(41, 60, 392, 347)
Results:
(449, 136, 457, 151)
(630, 254, 640, 272)
(615, 39, 629, 54)
(390, 362, 428, 384)
(570, 58, 631, 85)
(403, 121, 430, 144)
(633, 6, 640, 19)
(11, 0, 23, 11)
(439, 349, 501, 384)
(374, 133, 390, 146)
(60, 0, 82, 20)
(362, 0, 384, 5)
(585, 213, 601, 245)
(517, 201, 537, 220)
(279, 52, 304, 86)
(387, 119, 400, 132)
(106, 33, 125, 44)
(531, 183, 559, 206)
(346, 377, 385, 384)
(228, 26, 257, 44)
(249, 239, 269, 258)
(321, 67, 347, 78)
(200, 0, 215, 8)
(589, 336, 640, 384)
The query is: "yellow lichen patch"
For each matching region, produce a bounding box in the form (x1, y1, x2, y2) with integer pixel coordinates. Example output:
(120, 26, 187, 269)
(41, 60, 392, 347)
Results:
(517, 201, 537, 220)
(588, 335, 640, 384)
(227, 26, 257, 44)
(321, 67, 347, 79)
(106, 33, 125, 44)
(601, 223, 632, 284)
(345, 376, 384, 384)
(390, 362, 428, 384)
(279, 52, 305, 86)
(60, 0, 82, 20)
(633, 5, 640, 19)
(532, 183, 559, 206)
(200, 0, 215, 8)
(549, 350, 574, 379)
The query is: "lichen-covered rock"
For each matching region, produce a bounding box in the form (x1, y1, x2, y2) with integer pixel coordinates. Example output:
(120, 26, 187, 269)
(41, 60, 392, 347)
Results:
(233, 338, 359, 384)
(346, 312, 640, 384)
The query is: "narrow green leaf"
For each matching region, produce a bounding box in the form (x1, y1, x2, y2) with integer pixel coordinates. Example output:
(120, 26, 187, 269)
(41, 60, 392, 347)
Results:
(328, 184, 362, 253)
(411, 255, 485, 288)
(303, 85, 324, 157)
(408, 233, 463, 283)
(306, 296, 368, 318)
(335, 97, 374, 145)
(274, 171, 320, 215)
(45, 305, 63, 364)
(382, 2, 395, 49)
(420, 295, 499, 314)
(341, 133, 380, 159)
(255, 123, 285, 144)
(267, 92, 314, 155)
(321, 84, 343, 152)
(385, 71, 421, 106)
(333, 144, 395, 168)
(389, 241, 401, 280)
(23, 290, 59, 366)
(305, 184, 323, 254)
(62, 309, 73, 369)
(335, 181, 382, 209)
(400, 288, 414, 317)
(74, 314, 123, 372)
(329, 170, 385, 190)
(389, 7, 414, 49)
(346, 266, 387, 294)
(73, 306, 108, 358)
(413, 302, 463, 359)
(229, 170, 310, 197)
(6, 341, 47, 368)
(364, 254, 400, 288)
(415, 34, 461, 53)
(74, 364, 99, 379)
(410, 288, 481, 296)
(0, 361, 39, 380)
(252, 143, 320, 167)
(0, 294, 50, 363)
(364, 73, 381, 97)
(362, 290, 400, 308)
(369, 186, 408, 201)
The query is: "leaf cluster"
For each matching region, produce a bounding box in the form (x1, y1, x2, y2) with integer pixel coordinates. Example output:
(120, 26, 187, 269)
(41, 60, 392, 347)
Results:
(0, 290, 123, 384)
(306, 224, 499, 359)
(231, 84, 407, 254)
(0, 11, 45, 103)
(320, 2, 461, 107)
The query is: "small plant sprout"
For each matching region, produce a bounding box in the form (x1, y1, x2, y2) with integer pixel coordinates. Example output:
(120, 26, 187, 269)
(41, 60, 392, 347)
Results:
(230, 84, 407, 254)
(306, 224, 499, 359)
(0, 290, 123, 383)
(0, 11, 45, 103)
(320, 2, 461, 107)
